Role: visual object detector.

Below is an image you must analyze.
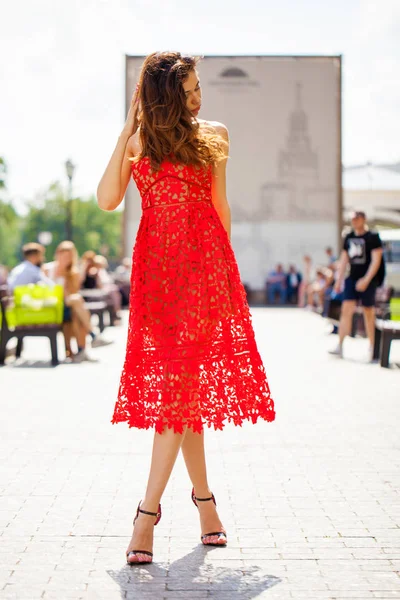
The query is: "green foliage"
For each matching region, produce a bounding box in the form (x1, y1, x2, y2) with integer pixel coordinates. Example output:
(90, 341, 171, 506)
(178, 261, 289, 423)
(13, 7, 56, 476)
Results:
(71, 193, 122, 259)
(0, 156, 22, 268)
(0, 157, 6, 190)
(22, 182, 122, 261)
(22, 183, 68, 259)
(0, 200, 22, 268)
(0, 160, 122, 268)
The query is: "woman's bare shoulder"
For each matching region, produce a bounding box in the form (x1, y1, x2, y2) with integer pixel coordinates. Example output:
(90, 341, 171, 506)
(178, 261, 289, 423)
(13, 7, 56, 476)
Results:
(198, 119, 229, 139)
(127, 129, 141, 156)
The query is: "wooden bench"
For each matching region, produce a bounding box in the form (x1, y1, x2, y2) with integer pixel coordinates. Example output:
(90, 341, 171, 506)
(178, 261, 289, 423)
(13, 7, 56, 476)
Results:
(325, 286, 394, 335)
(85, 300, 107, 333)
(0, 297, 61, 366)
(350, 286, 393, 337)
(372, 298, 400, 367)
(81, 289, 115, 329)
(326, 297, 342, 324)
(373, 319, 400, 368)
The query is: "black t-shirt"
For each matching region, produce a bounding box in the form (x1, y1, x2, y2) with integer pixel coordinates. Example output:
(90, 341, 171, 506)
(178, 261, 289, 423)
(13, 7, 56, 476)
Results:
(343, 230, 383, 281)
(82, 273, 97, 289)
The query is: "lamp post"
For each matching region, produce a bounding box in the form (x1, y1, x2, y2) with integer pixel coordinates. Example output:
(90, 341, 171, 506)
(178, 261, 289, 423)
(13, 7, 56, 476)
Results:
(65, 158, 75, 241)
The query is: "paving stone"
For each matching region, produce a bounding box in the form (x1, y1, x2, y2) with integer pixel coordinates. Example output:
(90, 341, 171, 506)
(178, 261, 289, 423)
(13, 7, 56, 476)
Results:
(0, 308, 399, 599)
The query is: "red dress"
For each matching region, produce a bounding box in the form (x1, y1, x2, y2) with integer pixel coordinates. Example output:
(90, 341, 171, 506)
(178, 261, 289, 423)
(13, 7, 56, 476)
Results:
(112, 157, 275, 433)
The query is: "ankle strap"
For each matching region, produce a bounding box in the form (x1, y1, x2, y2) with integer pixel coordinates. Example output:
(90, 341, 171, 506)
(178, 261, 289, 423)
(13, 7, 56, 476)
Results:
(194, 494, 214, 502)
(139, 507, 161, 518)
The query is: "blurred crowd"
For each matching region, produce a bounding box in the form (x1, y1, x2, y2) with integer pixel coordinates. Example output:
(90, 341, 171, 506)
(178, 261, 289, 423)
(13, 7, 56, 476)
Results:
(264, 246, 340, 311)
(0, 241, 132, 362)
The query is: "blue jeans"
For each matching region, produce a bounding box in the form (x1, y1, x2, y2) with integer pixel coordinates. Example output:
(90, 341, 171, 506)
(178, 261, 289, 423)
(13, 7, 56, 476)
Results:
(268, 283, 287, 305)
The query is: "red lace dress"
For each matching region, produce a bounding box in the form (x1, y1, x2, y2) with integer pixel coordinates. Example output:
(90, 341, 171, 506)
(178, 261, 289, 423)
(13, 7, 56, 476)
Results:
(112, 157, 275, 433)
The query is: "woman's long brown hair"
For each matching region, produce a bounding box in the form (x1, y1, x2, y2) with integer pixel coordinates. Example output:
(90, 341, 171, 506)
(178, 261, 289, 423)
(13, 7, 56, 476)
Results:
(135, 52, 226, 170)
(55, 241, 79, 282)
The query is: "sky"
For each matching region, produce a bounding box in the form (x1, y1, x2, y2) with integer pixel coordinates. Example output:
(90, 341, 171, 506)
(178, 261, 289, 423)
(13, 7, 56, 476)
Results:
(1, 0, 400, 213)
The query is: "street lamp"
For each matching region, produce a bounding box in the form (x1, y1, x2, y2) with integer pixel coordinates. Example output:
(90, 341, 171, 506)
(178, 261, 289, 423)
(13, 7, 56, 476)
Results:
(65, 158, 76, 241)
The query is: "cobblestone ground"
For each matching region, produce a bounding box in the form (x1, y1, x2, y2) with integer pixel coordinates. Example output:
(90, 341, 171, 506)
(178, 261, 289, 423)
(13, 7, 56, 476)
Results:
(0, 308, 399, 600)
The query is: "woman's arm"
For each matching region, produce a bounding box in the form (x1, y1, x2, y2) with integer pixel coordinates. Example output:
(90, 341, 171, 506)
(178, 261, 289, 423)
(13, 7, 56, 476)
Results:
(97, 90, 140, 212)
(97, 134, 136, 211)
(210, 122, 231, 240)
(66, 272, 82, 296)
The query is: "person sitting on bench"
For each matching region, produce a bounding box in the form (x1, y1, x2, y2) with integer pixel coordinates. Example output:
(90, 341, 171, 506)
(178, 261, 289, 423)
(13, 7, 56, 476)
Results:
(45, 241, 107, 362)
(8, 243, 53, 291)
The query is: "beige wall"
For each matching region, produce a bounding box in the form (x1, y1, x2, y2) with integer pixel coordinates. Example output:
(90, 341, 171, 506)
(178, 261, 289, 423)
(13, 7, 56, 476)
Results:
(344, 189, 400, 226)
(124, 55, 342, 287)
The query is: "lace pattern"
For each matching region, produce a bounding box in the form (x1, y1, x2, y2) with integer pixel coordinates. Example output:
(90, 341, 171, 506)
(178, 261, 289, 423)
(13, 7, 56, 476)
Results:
(112, 158, 275, 433)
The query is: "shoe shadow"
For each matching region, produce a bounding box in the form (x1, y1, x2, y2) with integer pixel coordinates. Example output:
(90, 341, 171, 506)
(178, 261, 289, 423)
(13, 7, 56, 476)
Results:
(107, 544, 281, 599)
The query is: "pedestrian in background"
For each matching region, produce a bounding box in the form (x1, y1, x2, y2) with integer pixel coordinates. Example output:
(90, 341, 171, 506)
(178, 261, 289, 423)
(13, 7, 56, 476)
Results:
(286, 265, 302, 304)
(329, 211, 383, 359)
(266, 263, 287, 305)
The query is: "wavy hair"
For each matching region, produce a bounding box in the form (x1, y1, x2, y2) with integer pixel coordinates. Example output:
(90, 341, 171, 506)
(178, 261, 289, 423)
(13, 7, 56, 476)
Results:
(135, 52, 226, 170)
(55, 241, 79, 281)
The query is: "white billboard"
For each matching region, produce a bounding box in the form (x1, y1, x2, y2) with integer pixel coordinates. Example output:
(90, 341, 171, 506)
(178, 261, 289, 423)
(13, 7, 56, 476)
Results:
(124, 55, 342, 288)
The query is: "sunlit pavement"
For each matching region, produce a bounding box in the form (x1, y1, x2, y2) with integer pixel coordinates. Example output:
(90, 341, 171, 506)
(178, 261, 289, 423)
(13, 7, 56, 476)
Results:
(1, 308, 399, 600)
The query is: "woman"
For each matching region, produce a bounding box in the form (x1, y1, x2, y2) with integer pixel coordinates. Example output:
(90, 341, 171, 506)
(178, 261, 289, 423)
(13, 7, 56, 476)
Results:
(93, 255, 122, 322)
(97, 52, 275, 565)
(80, 250, 100, 290)
(298, 255, 313, 308)
(45, 241, 99, 362)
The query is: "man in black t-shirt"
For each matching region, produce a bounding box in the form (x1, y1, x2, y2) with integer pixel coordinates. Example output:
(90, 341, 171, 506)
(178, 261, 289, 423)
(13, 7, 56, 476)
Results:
(329, 211, 383, 359)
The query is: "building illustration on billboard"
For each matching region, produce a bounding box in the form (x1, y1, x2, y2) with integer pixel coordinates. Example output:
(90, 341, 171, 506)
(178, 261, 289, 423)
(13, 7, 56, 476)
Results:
(261, 83, 335, 222)
(231, 82, 336, 223)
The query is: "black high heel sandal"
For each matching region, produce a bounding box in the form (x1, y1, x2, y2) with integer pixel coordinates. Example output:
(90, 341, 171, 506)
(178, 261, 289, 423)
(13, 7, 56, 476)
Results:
(126, 501, 162, 565)
(191, 488, 227, 546)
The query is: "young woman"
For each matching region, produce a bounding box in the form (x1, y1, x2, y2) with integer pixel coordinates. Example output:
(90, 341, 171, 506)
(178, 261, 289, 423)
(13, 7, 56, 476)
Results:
(97, 52, 275, 565)
(80, 250, 100, 290)
(45, 241, 101, 362)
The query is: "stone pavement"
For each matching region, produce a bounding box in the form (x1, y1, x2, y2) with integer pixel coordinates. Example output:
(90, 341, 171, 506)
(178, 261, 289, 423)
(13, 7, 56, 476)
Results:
(0, 308, 399, 600)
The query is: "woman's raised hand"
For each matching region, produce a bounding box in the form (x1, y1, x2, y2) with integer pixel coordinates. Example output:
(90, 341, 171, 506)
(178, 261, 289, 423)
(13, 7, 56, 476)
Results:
(123, 85, 140, 137)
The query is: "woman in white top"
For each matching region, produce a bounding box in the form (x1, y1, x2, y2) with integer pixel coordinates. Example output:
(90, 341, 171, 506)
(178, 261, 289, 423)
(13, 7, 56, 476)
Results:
(45, 241, 97, 361)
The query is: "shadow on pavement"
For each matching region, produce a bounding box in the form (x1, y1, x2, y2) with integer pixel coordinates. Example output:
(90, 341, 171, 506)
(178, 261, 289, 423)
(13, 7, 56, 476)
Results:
(108, 545, 281, 598)
(2, 358, 58, 368)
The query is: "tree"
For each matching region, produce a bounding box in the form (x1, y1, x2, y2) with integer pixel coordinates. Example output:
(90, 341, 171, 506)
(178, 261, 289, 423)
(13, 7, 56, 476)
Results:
(22, 182, 122, 261)
(0, 157, 22, 268)
(71, 194, 122, 259)
(0, 157, 6, 190)
(0, 201, 21, 268)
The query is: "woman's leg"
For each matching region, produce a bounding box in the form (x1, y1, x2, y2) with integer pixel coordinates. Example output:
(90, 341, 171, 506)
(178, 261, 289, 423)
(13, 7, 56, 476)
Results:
(181, 429, 210, 497)
(297, 281, 305, 307)
(306, 284, 314, 308)
(67, 294, 93, 334)
(105, 284, 122, 315)
(181, 428, 226, 543)
(62, 322, 74, 356)
(127, 427, 186, 560)
(71, 314, 87, 350)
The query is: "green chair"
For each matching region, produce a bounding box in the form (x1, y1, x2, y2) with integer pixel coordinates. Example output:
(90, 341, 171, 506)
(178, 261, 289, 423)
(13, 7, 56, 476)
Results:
(12, 284, 64, 325)
(0, 284, 64, 366)
(389, 298, 400, 321)
(374, 297, 400, 367)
